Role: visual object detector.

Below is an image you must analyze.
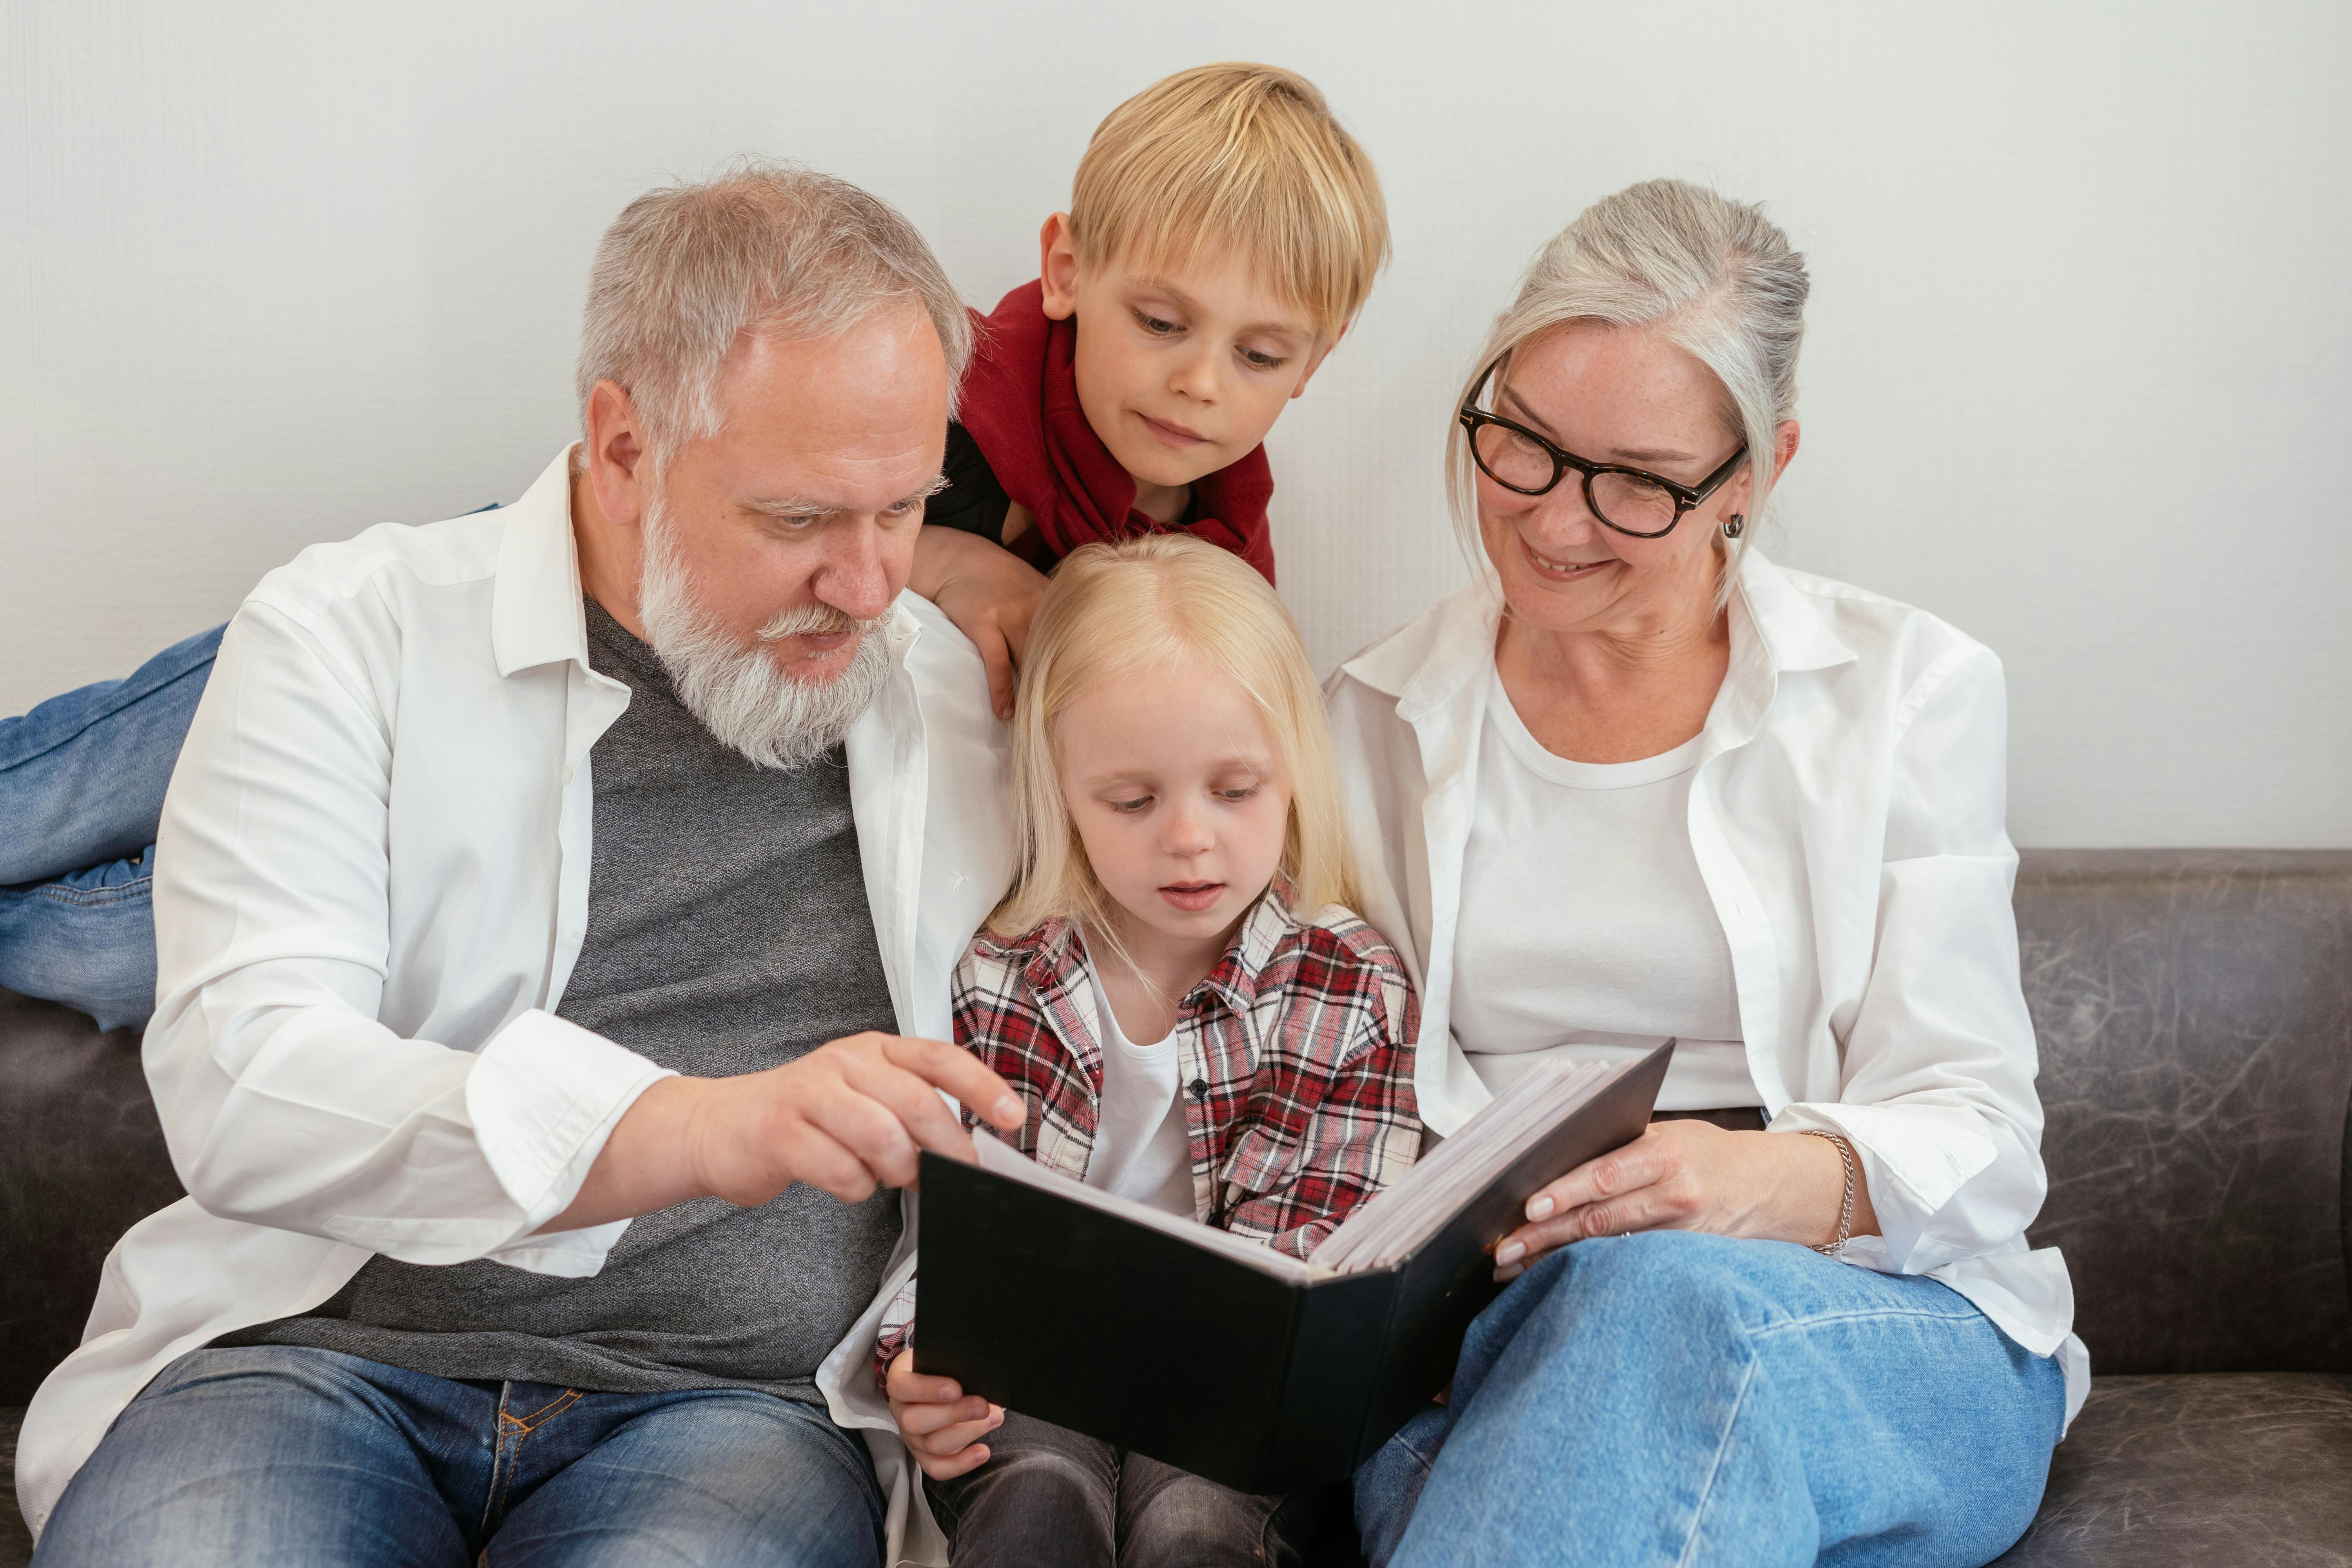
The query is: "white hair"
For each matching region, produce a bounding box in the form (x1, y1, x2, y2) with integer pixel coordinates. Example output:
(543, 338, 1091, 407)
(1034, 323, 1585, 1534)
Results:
(1450, 179, 1810, 597)
(635, 488, 890, 769)
(577, 159, 973, 463)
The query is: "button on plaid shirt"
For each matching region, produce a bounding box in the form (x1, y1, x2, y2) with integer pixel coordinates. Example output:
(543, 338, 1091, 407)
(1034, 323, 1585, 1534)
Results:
(875, 887, 1420, 1381)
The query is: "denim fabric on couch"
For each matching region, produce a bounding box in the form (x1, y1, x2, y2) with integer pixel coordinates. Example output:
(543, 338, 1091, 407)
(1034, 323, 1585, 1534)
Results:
(4, 849, 2350, 1566)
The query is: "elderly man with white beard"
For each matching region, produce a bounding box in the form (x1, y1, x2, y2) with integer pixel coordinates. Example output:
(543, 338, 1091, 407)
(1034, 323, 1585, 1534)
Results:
(22, 164, 1028, 1568)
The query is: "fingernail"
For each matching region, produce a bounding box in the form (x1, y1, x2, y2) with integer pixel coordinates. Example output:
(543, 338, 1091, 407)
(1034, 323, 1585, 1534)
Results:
(1495, 1239, 1525, 1266)
(1527, 1196, 1555, 1221)
(995, 1096, 1022, 1124)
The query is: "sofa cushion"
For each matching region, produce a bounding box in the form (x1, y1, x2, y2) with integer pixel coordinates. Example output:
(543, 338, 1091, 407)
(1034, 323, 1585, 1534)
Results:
(2017, 851, 2352, 1375)
(0, 989, 184, 1405)
(1994, 1372, 2352, 1565)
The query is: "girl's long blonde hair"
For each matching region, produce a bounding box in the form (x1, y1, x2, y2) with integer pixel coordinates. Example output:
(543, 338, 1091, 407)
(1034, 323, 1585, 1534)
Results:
(995, 534, 1360, 940)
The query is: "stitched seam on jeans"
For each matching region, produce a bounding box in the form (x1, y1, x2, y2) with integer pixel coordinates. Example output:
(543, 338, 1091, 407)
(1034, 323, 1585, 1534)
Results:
(492, 1387, 579, 1531)
(508, 1388, 582, 1429)
(1747, 1304, 1980, 1341)
(0, 662, 215, 771)
(492, 1419, 533, 1529)
(2, 877, 152, 907)
(486, 1404, 520, 1539)
(1677, 1350, 1759, 1568)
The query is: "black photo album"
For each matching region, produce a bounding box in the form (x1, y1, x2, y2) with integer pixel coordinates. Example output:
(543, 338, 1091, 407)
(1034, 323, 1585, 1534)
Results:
(911, 1039, 1674, 1493)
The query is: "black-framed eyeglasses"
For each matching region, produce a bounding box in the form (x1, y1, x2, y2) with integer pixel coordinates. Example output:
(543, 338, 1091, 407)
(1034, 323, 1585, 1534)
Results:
(1458, 364, 1747, 539)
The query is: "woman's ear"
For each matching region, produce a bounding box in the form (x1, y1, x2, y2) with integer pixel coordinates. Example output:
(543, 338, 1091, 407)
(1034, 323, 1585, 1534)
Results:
(1773, 419, 1802, 483)
(1712, 418, 1802, 529)
(1039, 213, 1081, 320)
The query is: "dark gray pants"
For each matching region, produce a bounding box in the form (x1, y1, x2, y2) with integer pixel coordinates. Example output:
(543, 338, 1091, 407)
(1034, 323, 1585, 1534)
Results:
(924, 1411, 1322, 1567)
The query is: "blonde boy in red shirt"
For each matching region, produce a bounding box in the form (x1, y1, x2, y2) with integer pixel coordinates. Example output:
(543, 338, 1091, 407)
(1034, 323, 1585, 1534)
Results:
(909, 61, 1392, 717)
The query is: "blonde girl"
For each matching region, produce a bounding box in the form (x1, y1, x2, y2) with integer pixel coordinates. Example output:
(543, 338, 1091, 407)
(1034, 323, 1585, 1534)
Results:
(881, 533, 1420, 1567)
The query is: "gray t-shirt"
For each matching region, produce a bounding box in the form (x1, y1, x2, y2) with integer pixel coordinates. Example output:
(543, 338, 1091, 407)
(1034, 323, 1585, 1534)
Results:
(227, 599, 902, 1401)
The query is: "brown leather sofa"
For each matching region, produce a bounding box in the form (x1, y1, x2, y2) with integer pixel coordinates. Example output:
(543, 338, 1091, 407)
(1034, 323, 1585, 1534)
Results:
(4, 849, 2349, 1564)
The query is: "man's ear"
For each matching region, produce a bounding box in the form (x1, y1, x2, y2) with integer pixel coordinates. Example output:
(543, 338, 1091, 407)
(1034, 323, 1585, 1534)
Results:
(1287, 321, 1349, 401)
(584, 379, 650, 528)
(1038, 213, 1081, 320)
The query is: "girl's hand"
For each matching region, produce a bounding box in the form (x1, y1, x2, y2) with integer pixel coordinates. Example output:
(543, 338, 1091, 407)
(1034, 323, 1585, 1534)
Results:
(1491, 1121, 1877, 1281)
(886, 1348, 1004, 1480)
(908, 525, 1049, 720)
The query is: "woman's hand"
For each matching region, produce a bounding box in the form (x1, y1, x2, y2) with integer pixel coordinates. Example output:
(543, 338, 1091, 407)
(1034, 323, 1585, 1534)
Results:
(1492, 1122, 1878, 1281)
(907, 524, 1049, 720)
(886, 1348, 1004, 1480)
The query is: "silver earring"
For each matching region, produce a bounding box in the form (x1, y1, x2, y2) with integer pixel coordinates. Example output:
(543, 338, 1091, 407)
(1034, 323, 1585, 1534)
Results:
(1723, 514, 1745, 539)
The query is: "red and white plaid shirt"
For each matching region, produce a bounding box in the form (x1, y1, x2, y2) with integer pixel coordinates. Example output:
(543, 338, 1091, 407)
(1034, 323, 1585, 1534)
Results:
(875, 887, 1420, 1379)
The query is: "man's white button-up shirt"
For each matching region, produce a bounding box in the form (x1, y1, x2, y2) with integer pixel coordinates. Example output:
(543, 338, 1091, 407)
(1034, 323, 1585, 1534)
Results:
(16, 448, 1016, 1550)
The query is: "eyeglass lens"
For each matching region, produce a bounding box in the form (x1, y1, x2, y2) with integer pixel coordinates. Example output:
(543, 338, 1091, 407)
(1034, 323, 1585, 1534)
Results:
(1470, 421, 1680, 534)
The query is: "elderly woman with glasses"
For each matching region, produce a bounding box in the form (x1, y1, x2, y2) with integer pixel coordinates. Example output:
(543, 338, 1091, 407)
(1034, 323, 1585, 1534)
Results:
(1328, 180, 2082, 1567)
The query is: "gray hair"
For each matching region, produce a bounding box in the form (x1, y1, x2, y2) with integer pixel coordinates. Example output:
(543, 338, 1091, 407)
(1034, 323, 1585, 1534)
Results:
(577, 159, 973, 463)
(1449, 179, 1809, 593)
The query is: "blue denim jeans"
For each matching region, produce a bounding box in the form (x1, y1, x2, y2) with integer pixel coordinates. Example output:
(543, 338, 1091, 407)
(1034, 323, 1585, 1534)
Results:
(33, 1345, 886, 1567)
(1354, 1231, 2066, 1568)
(0, 624, 220, 1029)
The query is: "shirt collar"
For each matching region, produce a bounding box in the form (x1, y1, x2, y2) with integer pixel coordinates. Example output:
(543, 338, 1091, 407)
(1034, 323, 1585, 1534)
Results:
(1704, 548, 1857, 756)
(1339, 580, 1503, 726)
(1019, 882, 1306, 1020)
(1732, 547, 1855, 677)
(1341, 549, 1856, 730)
(1193, 883, 1305, 1015)
(491, 445, 596, 678)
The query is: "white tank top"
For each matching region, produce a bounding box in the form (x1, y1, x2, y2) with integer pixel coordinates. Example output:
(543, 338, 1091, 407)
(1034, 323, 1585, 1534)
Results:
(1450, 668, 1760, 1112)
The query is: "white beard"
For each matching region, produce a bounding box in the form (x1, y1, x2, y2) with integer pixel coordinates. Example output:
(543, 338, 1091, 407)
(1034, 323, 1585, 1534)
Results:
(634, 490, 890, 769)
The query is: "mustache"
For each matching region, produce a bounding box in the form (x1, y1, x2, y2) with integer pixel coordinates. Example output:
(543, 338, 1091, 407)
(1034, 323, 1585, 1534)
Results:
(753, 601, 886, 644)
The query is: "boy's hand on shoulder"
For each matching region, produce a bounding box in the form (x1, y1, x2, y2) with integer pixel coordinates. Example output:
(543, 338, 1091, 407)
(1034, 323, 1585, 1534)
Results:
(886, 1348, 1004, 1479)
(909, 524, 1048, 721)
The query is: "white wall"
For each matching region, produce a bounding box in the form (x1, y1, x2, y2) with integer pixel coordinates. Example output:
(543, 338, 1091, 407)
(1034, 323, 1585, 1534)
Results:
(5, 0, 2347, 847)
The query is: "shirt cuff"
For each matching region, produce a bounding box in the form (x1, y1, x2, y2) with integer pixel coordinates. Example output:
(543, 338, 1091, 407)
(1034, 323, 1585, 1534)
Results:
(1769, 1101, 1998, 1272)
(466, 1008, 676, 1274)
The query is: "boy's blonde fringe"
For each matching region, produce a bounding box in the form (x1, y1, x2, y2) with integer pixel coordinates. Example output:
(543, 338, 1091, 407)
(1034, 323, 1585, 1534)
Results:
(993, 535, 1362, 951)
(1069, 62, 1389, 338)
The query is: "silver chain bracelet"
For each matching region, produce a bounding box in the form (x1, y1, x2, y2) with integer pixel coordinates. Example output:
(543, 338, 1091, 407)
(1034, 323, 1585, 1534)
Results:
(1801, 1129, 1856, 1256)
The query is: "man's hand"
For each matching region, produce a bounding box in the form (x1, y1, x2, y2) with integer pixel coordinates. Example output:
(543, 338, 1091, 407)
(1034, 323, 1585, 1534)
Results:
(688, 1032, 1023, 1206)
(541, 1033, 1027, 1233)
(887, 1348, 1003, 1480)
(908, 524, 1048, 720)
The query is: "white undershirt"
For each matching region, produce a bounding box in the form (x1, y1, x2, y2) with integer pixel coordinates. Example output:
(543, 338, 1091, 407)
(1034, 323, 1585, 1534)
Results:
(1082, 969, 1197, 1216)
(1452, 668, 1760, 1112)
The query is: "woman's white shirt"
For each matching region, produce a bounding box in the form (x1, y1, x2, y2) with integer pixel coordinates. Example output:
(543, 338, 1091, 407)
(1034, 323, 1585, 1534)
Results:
(1083, 969, 1197, 1216)
(1325, 549, 2088, 1426)
(1454, 668, 1759, 1111)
